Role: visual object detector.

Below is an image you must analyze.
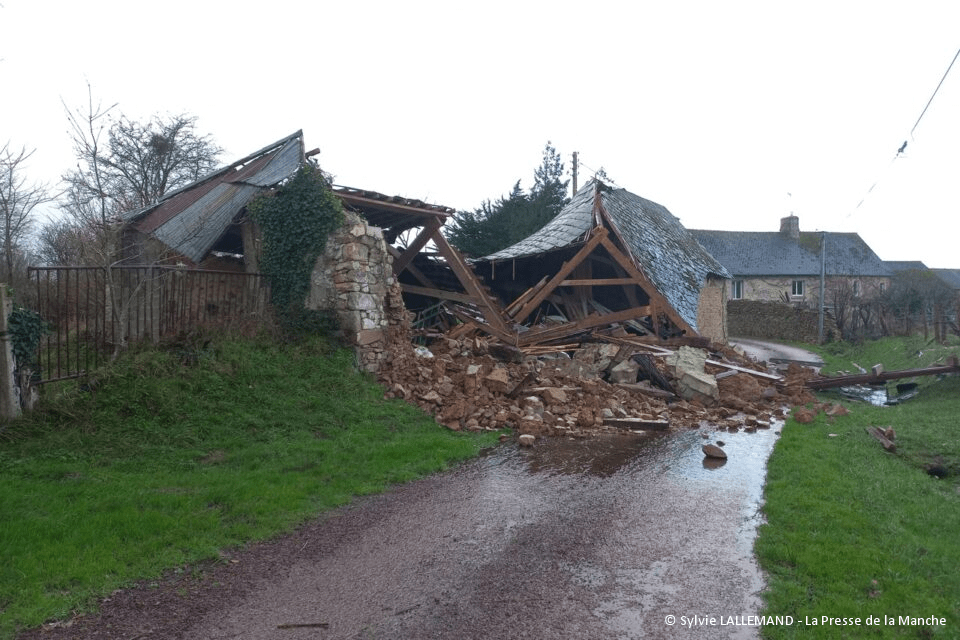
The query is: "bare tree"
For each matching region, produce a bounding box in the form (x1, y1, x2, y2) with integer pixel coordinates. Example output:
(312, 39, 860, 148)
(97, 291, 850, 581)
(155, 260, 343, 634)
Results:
(102, 114, 222, 211)
(60, 86, 119, 265)
(60, 86, 222, 262)
(35, 216, 93, 266)
(58, 85, 223, 357)
(0, 142, 54, 282)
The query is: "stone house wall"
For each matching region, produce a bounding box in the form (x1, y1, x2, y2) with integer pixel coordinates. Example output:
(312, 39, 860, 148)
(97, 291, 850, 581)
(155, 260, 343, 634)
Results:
(696, 276, 727, 343)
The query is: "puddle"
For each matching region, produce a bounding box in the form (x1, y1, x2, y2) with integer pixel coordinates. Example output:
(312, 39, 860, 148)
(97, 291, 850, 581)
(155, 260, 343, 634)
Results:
(473, 424, 782, 638)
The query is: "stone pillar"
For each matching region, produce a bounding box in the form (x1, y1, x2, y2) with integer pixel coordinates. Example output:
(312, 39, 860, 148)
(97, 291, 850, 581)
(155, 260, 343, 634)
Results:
(0, 287, 21, 420)
(307, 212, 404, 373)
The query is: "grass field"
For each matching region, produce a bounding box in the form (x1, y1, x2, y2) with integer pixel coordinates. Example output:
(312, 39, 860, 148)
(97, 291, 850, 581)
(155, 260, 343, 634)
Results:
(0, 335, 499, 638)
(756, 337, 960, 639)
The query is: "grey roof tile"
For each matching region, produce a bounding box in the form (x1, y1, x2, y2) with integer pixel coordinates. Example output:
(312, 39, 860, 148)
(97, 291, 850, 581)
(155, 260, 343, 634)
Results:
(691, 229, 892, 278)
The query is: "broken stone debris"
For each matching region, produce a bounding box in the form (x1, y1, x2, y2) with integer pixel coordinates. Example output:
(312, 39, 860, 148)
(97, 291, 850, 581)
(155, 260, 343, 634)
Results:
(377, 331, 817, 439)
(702, 443, 728, 459)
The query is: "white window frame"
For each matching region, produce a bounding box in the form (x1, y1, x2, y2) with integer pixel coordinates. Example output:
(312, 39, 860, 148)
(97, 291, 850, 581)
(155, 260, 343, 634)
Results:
(791, 280, 804, 297)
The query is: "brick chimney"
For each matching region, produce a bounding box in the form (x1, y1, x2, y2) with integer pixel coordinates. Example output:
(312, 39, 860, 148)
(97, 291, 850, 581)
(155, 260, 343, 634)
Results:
(780, 215, 800, 239)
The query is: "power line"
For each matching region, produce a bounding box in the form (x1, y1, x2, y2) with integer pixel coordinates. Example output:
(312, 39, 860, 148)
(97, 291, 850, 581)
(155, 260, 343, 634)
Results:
(909, 46, 960, 139)
(850, 46, 960, 216)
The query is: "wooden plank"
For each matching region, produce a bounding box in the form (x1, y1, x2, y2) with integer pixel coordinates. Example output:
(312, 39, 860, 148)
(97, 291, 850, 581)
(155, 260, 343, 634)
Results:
(400, 283, 476, 305)
(597, 234, 695, 336)
(517, 305, 651, 346)
(432, 232, 510, 336)
(448, 305, 513, 343)
(559, 277, 639, 286)
(387, 246, 437, 289)
(512, 227, 609, 325)
(504, 276, 549, 318)
(603, 417, 671, 431)
(807, 360, 960, 390)
(866, 427, 897, 453)
(705, 359, 783, 382)
(391, 219, 441, 275)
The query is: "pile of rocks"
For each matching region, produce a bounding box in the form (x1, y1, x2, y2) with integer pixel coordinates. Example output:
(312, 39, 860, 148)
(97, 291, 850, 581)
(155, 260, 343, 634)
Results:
(377, 334, 817, 438)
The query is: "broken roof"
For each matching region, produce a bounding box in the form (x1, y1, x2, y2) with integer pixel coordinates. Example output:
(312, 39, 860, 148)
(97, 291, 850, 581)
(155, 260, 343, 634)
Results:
(477, 179, 730, 331)
(123, 131, 305, 263)
(691, 228, 892, 278)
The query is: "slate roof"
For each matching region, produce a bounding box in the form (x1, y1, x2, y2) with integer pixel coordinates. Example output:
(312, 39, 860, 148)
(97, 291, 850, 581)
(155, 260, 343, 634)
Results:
(691, 229, 892, 278)
(124, 131, 305, 263)
(478, 180, 730, 332)
(932, 268, 960, 290)
(885, 260, 928, 273)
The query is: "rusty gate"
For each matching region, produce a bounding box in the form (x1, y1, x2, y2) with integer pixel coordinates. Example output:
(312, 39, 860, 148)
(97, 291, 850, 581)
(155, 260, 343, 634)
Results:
(26, 266, 271, 383)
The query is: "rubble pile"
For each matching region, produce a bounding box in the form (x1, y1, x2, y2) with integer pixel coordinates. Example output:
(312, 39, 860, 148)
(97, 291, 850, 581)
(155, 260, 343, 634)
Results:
(378, 333, 818, 438)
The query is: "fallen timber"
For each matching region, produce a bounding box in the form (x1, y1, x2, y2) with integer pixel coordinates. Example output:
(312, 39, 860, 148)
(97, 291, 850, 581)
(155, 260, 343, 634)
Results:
(805, 356, 960, 390)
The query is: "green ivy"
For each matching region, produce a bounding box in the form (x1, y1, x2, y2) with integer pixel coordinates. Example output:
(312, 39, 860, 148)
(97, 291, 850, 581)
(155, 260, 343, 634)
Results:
(7, 306, 49, 371)
(247, 164, 345, 333)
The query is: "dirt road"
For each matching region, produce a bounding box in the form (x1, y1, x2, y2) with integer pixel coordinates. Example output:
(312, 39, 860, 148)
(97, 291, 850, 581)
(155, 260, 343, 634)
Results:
(24, 427, 781, 640)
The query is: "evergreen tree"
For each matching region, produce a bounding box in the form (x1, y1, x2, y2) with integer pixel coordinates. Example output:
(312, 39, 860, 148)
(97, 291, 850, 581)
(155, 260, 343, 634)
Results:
(446, 143, 569, 257)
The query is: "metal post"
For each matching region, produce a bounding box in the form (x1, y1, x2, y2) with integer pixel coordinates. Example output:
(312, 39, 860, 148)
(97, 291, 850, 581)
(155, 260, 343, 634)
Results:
(818, 231, 826, 343)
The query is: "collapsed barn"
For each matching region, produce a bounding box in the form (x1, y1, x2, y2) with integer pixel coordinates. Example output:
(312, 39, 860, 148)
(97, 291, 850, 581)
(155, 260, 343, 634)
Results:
(115, 131, 816, 437)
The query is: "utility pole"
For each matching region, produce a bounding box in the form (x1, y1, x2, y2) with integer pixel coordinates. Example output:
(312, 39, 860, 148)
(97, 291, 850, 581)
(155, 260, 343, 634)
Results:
(572, 151, 578, 195)
(818, 231, 826, 343)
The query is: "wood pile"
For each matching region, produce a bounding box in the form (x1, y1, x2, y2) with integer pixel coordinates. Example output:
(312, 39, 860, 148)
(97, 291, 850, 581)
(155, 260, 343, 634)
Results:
(377, 331, 817, 438)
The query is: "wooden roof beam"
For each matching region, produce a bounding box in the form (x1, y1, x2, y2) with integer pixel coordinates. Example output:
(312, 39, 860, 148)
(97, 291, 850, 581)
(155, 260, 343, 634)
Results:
(517, 305, 652, 346)
(391, 218, 442, 275)
(511, 227, 609, 325)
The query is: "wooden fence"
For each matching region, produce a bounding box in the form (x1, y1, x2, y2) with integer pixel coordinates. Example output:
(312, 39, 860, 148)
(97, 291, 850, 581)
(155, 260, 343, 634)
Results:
(26, 266, 271, 383)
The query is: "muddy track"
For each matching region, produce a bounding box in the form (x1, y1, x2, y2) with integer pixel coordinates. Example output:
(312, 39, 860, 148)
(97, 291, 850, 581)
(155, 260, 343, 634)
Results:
(20, 428, 779, 640)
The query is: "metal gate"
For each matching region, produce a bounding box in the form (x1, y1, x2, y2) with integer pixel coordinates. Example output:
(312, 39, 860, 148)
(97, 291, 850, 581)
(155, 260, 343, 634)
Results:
(26, 266, 270, 383)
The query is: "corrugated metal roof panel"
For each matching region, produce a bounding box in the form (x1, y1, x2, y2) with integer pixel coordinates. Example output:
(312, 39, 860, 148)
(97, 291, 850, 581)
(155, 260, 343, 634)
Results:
(152, 183, 260, 263)
(239, 136, 303, 187)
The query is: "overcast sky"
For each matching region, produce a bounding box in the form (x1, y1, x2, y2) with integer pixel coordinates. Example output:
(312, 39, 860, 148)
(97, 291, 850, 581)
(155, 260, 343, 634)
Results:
(2, 1, 958, 267)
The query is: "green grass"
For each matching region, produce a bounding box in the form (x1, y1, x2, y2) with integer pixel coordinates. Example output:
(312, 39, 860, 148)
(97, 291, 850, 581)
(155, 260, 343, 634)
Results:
(757, 338, 960, 639)
(816, 335, 960, 376)
(0, 335, 499, 638)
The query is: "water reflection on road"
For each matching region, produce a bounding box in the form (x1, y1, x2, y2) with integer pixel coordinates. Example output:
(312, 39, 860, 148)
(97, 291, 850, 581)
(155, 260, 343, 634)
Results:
(465, 425, 782, 639)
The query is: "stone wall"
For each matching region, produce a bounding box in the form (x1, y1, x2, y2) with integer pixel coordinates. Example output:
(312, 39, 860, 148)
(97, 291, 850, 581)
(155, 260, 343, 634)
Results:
(307, 211, 407, 373)
(696, 276, 727, 343)
(727, 299, 838, 344)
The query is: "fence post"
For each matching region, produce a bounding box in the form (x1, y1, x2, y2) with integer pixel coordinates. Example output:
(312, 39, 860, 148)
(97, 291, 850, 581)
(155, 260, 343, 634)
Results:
(0, 286, 21, 420)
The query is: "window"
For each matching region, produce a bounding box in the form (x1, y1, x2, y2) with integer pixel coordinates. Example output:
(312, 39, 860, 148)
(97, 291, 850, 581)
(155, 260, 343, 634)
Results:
(732, 280, 743, 300)
(791, 280, 804, 297)
(853, 280, 861, 297)
(879, 281, 886, 294)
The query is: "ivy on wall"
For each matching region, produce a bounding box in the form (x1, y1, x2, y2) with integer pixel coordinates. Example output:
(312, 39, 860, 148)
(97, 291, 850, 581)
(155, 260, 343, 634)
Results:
(247, 164, 345, 332)
(7, 305, 49, 372)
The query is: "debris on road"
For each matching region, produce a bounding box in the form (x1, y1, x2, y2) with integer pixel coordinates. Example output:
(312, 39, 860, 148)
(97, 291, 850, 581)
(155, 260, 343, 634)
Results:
(378, 329, 818, 438)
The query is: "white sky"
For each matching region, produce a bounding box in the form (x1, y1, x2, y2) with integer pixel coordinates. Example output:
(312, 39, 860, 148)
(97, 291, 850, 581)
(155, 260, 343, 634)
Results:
(2, 0, 958, 266)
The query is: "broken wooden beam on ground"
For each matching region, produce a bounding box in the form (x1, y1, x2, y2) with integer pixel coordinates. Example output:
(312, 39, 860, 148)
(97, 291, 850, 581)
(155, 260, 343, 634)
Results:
(603, 417, 671, 431)
(806, 357, 960, 390)
(865, 426, 897, 453)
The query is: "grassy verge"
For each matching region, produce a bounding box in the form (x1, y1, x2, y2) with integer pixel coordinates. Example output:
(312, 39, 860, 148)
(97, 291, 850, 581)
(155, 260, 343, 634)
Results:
(756, 338, 960, 638)
(0, 335, 498, 638)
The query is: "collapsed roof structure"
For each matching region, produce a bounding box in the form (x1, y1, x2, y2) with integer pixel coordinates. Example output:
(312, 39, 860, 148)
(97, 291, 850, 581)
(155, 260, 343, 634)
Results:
(119, 132, 727, 348)
(465, 179, 731, 346)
